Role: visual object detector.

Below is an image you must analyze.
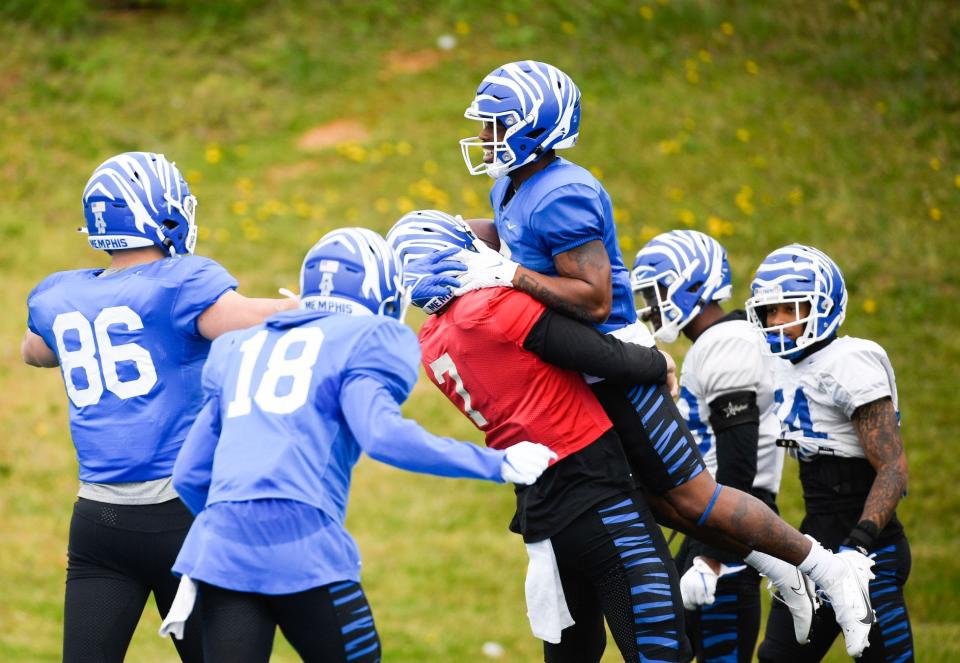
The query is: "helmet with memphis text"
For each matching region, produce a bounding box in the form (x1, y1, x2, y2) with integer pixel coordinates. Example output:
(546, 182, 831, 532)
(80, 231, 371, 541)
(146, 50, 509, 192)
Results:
(630, 230, 732, 343)
(460, 60, 581, 179)
(82, 152, 197, 256)
(300, 227, 405, 319)
(745, 243, 847, 358)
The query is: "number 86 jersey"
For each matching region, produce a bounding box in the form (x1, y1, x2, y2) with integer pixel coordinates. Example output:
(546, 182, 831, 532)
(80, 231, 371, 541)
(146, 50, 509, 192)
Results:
(26, 256, 237, 483)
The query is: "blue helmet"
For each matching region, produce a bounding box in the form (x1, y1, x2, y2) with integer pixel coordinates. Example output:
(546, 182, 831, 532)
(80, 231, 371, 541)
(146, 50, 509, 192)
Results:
(386, 210, 483, 313)
(630, 230, 732, 343)
(745, 244, 847, 358)
(82, 152, 197, 256)
(300, 228, 405, 319)
(460, 60, 581, 179)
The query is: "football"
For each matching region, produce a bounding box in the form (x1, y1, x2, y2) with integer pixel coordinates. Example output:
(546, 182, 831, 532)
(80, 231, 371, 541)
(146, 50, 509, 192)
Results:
(465, 218, 500, 252)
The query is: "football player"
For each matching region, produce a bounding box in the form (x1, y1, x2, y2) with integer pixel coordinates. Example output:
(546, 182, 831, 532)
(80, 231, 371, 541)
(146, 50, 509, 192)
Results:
(440, 60, 878, 657)
(747, 245, 913, 662)
(632, 230, 787, 662)
(166, 227, 555, 662)
(21, 152, 297, 662)
(388, 211, 689, 662)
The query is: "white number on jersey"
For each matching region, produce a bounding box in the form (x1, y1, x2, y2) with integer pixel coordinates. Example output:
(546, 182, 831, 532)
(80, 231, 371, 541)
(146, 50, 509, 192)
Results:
(226, 327, 325, 417)
(429, 352, 488, 427)
(52, 307, 158, 407)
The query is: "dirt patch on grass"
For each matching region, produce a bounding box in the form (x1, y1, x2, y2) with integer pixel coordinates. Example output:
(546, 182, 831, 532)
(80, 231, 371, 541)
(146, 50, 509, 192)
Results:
(265, 160, 320, 183)
(297, 119, 369, 151)
(381, 49, 446, 76)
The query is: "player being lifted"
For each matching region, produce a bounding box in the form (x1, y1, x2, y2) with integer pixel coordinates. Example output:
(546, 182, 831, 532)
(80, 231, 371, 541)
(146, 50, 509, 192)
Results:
(21, 152, 297, 662)
(631, 230, 789, 662)
(747, 245, 913, 662)
(164, 227, 555, 663)
(412, 59, 878, 657)
(389, 211, 689, 662)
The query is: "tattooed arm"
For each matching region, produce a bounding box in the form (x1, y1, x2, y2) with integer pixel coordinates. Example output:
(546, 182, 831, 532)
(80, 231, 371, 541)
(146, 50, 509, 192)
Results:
(853, 396, 909, 533)
(513, 239, 612, 323)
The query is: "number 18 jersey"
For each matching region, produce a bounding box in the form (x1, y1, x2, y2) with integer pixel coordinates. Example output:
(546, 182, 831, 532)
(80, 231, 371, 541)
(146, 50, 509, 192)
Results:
(26, 256, 237, 482)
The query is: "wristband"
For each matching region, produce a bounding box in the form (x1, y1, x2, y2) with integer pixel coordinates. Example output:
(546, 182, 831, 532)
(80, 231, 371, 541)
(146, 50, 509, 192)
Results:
(841, 520, 879, 553)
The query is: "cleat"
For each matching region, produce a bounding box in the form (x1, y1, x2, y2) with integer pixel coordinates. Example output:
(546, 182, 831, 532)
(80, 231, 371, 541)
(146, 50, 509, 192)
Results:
(767, 565, 819, 644)
(819, 549, 876, 658)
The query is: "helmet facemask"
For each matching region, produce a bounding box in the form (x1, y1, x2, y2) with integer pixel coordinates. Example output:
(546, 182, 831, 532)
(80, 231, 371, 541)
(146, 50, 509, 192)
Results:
(631, 260, 705, 343)
(460, 106, 538, 180)
(745, 287, 823, 358)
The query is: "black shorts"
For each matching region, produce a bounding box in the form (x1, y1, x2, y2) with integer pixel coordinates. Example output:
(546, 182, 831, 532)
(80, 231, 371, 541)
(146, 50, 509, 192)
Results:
(591, 381, 706, 495)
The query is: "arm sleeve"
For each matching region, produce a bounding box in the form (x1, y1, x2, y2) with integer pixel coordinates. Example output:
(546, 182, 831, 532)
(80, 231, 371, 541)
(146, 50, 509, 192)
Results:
(172, 341, 228, 514)
(531, 184, 605, 256)
(171, 257, 239, 338)
(341, 375, 505, 482)
(342, 320, 421, 403)
(523, 308, 667, 384)
(172, 394, 222, 515)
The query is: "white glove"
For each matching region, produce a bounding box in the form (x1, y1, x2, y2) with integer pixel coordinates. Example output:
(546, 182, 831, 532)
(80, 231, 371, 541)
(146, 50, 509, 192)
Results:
(452, 244, 519, 296)
(679, 556, 747, 610)
(501, 441, 558, 485)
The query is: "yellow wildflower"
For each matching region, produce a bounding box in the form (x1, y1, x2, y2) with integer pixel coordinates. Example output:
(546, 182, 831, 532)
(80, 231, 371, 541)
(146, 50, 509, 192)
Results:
(375, 198, 391, 214)
(667, 187, 685, 202)
(590, 166, 604, 180)
(737, 128, 751, 143)
(455, 20, 470, 35)
(186, 170, 203, 184)
(745, 60, 759, 75)
(345, 207, 359, 222)
(929, 207, 942, 221)
(954, 174, 960, 188)
(640, 225, 661, 242)
(640, 6, 654, 20)
(396, 141, 412, 156)
(621, 235, 635, 252)
(198, 226, 211, 241)
(698, 49, 712, 64)
(788, 188, 804, 205)
(204, 144, 222, 165)
(561, 21, 576, 35)
(232, 201, 248, 216)
(658, 139, 682, 155)
(707, 215, 735, 237)
(423, 160, 439, 175)
(397, 197, 415, 213)
(685, 59, 700, 84)
(875, 101, 887, 115)
(721, 22, 735, 36)
(930, 157, 941, 171)
(734, 186, 755, 216)
(506, 13, 519, 27)
(676, 208, 696, 226)
(614, 206, 632, 223)
(234, 177, 253, 194)
(862, 298, 877, 315)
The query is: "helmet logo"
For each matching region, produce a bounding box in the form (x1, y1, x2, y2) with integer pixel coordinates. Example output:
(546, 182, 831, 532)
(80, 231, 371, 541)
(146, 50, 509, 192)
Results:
(92, 201, 107, 234)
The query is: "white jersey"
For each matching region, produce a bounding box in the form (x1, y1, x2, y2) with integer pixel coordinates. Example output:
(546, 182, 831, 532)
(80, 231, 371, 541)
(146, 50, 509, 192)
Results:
(677, 318, 784, 495)
(774, 336, 898, 460)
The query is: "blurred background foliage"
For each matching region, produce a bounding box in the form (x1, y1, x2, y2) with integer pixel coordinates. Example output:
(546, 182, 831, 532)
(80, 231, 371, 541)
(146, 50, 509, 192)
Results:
(0, 1, 957, 660)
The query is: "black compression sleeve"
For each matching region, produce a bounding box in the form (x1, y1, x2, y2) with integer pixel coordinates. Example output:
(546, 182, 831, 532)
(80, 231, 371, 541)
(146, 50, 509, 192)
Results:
(523, 309, 667, 385)
(708, 391, 760, 493)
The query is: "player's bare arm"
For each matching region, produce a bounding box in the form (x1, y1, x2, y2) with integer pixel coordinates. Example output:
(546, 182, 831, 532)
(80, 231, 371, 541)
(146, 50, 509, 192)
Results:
(21, 329, 58, 368)
(853, 395, 908, 531)
(513, 239, 612, 323)
(197, 289, 299, 340)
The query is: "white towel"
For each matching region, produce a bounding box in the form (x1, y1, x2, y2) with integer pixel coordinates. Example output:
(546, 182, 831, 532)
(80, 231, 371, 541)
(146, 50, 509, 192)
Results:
(524, 540, 575, 644)
(159, 575, 198, 640)
(584, 321, 656, 383)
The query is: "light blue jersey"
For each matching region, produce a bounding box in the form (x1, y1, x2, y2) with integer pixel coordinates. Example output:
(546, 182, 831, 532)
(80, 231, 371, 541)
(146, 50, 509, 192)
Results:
(491, 157, 635, 332)
(26, 256, 237, 482)
(172, 308, 506, 594)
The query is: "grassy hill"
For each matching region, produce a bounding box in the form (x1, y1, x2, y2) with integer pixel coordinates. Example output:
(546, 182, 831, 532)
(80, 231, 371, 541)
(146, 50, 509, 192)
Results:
(1, 1, 957, 660)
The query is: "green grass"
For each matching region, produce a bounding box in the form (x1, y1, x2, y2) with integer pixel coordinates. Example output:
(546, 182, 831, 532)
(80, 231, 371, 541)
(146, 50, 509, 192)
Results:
(1, 1, 958, 660)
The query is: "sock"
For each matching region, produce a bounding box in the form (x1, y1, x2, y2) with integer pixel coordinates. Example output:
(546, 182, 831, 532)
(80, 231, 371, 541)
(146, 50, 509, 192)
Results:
(745, 550, 794, 583)
(797, 535, 842, 586)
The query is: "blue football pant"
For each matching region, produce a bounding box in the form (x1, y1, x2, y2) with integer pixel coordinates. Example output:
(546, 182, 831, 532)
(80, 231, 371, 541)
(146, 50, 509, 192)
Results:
(758, 536, 913, 662)
(545, 492, 692, 663)
(199, 580, 381, 663)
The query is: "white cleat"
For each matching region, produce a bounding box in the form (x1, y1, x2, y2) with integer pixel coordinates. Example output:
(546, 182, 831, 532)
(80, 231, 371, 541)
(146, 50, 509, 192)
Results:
(819, 549, 876, 658)
(767, 565, 819, 644)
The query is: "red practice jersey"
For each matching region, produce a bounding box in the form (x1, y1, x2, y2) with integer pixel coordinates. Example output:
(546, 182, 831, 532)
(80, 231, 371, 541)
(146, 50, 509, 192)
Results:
(418, 288, 612, 461)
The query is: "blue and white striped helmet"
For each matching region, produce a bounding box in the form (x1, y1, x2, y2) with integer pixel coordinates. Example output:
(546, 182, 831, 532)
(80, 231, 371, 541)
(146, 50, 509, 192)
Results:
(745, 244, 847, 358)
(460, 60, 581, 179)
(300, 228, 406, 319)
(82, 152, 197, 256)
(386, 210, 483, 312)
(630, 230, 732, 343)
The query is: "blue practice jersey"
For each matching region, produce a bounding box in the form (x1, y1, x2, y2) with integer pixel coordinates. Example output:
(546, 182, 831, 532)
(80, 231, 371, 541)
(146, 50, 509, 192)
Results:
(26, 256, 237, 483)
(491, 157, 636, 332)
(172, 309, 505, 593)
